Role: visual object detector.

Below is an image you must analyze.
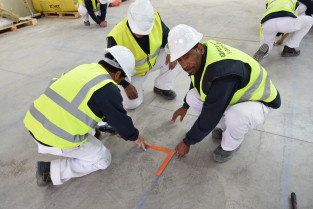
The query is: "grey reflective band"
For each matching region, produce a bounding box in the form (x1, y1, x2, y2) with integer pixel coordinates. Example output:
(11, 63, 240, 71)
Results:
(259, 74, 272, 101)
(31, 74, 112, 143)
(237, 64, 271, 103)
(44, 88, 98, 128)
(70, 74, 112, 110)
(29, 103, 89, 143)
(135, 48, 161, 66)
(103, 57, 122, 69)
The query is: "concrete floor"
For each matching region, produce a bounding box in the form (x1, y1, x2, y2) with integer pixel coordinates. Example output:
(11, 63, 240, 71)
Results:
(0, 0, 312, 208)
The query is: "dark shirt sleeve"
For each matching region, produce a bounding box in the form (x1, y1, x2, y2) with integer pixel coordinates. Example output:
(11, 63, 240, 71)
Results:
(119, 79, 130, 88)
(160, 19, 170, 48)
(88, 83, 139, 141)
(99, 3, 108, 21)
(183, 78, 240, 146)
(107, 36, 117, 48)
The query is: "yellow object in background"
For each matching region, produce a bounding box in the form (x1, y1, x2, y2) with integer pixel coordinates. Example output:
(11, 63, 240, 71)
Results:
(32, 0, 78, 12)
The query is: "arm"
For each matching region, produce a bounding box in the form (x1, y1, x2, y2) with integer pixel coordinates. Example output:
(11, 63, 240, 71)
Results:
(183, 78, 239, 145)
(275, 33, 289, 45)
(160, 19, 177, 69)
(90, 83, 139, 141)
(99, 3, 108, 21)
(84, 0, 101, 24)
(175, 78, 240, 157)
(160, 19, 170, 48)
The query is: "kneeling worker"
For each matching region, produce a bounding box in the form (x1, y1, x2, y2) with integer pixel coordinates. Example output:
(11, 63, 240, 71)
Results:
(106, 0, 179, 110)
(24, 46, 148, 186)
(169, 25, 281, 163)
(78, 0, 108, 27)
(253, 0, 313, 62)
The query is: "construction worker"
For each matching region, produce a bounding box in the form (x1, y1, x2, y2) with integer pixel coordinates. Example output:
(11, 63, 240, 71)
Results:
(106, 0, 179, 110)
(24, 46, 148, 186)
(275, 0, 313, 45)
(78, 0, 108, 27)
(253, 0, 313, 62)
(169, 24, 281, 162)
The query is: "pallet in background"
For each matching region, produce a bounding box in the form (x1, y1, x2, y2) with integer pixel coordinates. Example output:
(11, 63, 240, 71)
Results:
(43, 11, 80, 18)
(0, 18, 38, 36)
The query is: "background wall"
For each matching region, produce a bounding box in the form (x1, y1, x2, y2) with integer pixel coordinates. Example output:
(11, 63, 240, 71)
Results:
(0, 0, 35, 17)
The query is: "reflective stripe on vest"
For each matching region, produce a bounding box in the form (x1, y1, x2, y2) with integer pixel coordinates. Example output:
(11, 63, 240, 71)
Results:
(236, 64, 272, 103)
(107, 12, 163, 76)
(135, 47, 161, 67)
(192, 40, 277, 105)
(29, 103, 89, 143)
(28, 74, 111, 144)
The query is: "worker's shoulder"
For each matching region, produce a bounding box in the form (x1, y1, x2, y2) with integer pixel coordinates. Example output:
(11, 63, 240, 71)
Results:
(108, 17, 128, 36)
(93, 82, 120, 99)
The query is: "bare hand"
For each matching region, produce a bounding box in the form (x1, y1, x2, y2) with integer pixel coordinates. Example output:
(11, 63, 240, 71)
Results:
(125, 84, 138, 100)
(274, 39, 283, 46)
(172, 107, 187, 122)
(100, 21, 107, 27)
(274, 33, 288, 46)
(175, 141, 190, 157)
(133, 135, 150, 151)
(166, 54, 177, 70)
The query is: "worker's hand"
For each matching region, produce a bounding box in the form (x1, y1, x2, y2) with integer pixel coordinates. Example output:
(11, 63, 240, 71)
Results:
(134, 135, 150, 151)
(274, 33, 288, 46)
(100, 21, 107, 27)
(175, 141, 190, 157)
(274, 39, 283, 46)
(166, 54, 177, 70)
(125, 84, 138, 100)
(172, 107, 187, 122)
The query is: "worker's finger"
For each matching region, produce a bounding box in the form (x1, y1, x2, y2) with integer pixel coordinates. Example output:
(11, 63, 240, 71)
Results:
(143, 141, 151, 146)
(165, 55, 170, 65)
(171, 113, 178, 121)
(179, 114, 185, 122)
(141, 143, 147, 151)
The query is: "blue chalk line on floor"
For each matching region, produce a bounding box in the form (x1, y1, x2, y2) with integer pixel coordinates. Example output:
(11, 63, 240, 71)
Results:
(282, 38, 306, 209)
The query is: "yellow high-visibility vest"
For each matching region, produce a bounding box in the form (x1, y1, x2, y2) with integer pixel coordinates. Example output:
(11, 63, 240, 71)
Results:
(24, 63, 116, 149)
(78, 0, 100, 10)
(191, 41, 277, 105)
(107, 12, 163, 76)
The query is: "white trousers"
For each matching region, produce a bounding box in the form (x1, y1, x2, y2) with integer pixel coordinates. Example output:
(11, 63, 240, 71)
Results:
(78, 4, 106, 22)
(186, 88, 274, 151)
(261, 15, 313, 53)
(119, 48, 179, 109)
(78, 5, 90, 22)
(35, 134, 111, 185)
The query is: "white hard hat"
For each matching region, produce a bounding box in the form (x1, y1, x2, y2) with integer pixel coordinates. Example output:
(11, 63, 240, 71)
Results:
(168, 24, 203, 62)
(99, 0, 108, 4)
(104, 46, 136, 82)
(127, 0, 155, 35)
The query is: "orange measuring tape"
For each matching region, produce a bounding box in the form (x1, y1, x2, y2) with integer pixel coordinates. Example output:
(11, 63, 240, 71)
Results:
(119, 135, 176, 176)
(144, 143, 176, 176)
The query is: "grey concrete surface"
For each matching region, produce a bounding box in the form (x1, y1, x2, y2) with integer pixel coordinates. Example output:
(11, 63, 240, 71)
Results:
(0, 0, 313, 208)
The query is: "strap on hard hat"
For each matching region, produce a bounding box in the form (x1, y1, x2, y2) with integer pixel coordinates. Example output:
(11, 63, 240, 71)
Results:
(103, 57, 122, 69)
